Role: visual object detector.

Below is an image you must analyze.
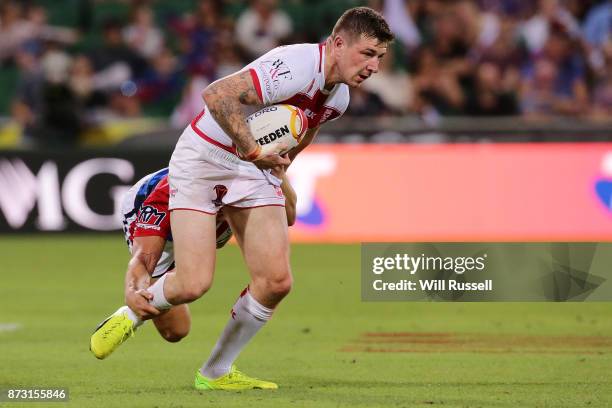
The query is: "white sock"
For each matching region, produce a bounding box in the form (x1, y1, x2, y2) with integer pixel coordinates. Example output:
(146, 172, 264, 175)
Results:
(147, 273, 173, 310)
(200, 287, 274, 379)
(116, 305, 144, 329)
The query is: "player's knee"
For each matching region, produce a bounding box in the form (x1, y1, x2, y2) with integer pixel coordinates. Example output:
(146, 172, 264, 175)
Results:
(160, 330, 186, 343)
(161, 325, 190, 343)
(179, 279, 212, 303)
(263, 273, 293, 299)
(180, 285, 209, 303)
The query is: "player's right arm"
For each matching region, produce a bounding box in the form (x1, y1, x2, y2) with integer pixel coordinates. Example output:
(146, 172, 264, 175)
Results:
(288, 126, 320, 162)
(124, 236, 165, 320)
(279, 171, 297, 226)
(202, 71, 289, 169)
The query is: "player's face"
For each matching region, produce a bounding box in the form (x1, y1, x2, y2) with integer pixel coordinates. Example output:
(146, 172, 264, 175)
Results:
(335, 34, 388, 87)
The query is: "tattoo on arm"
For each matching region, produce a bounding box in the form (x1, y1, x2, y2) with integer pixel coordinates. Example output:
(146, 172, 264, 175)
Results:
(203, 70, 262, 156)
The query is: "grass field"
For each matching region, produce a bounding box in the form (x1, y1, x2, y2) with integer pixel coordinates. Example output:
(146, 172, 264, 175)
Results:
(1, 236, 612, 407)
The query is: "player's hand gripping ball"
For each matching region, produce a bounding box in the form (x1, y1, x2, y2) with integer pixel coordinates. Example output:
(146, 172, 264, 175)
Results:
(246, 104, 308, 155)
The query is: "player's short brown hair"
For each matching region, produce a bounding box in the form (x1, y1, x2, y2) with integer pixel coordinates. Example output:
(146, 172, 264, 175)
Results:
(332, 7, 394, 44)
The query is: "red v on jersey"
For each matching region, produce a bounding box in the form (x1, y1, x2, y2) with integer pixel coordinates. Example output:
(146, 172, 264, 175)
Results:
(280, 91, 342, 129)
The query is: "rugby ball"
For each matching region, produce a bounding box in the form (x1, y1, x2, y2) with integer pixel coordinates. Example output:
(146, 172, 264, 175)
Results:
(246, 104, 308, 155)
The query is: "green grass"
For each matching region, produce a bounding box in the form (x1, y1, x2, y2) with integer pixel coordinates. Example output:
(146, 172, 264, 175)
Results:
(1, 236, 611, 407)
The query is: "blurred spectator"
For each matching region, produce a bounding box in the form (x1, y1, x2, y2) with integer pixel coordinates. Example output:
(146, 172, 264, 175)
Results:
(478, 19, 524, 103)
(0, 1, 31, 65)
(582, 0, 612, 75)
(36, 44, 81, 146)
(108, 90, 142, 118)
(430, 7, 469, 61)
(136, 48, 183, 104)
(0, 2, 77, 66)
(346, 86, 392, 117)
(235, 0, 293, 60)
(214, 30, 244, 79)
(11, 47, 45, 139)
(410, 47, 465, 116)
(591, 38, 612, 118)
(455, 0, 501, 59)
(68, 54, 107, 116)
(173, 0, 224, 79)
(88, 18, 149, 83)
(592, 71, 612, 118)
(410, 0, 445, 44)
(382, 0, 421, 50)
(519, 58, 560, 116)
(478, 0, 533, 18)
(565, 0, 599, 24)
(122, 4, 164, 59)
(426, 6, 473, 85)
(465, 62, 518, 115)
(582, 1, 612, 48)
(26, 5, 79, 45)
(170, 76, 209, 128)
(521, 28, 588, 116)
(479, 18, 524, 68)
(519, 0, 581, 54)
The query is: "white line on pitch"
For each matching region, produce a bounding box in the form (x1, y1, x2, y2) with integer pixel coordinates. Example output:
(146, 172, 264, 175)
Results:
(0, 323, 22, 333)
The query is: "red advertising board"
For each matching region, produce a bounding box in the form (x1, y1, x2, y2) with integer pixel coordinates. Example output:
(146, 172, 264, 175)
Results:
(287, 143, 612, 242)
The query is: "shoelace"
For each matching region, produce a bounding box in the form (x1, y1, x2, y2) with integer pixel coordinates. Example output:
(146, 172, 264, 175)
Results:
(101, 318, 134, 341)
(228, 368, 261, 383)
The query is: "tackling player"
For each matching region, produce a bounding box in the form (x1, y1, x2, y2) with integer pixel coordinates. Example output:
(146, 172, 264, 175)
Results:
(89, 167, 296, 359)
(100, 7, 393, 390)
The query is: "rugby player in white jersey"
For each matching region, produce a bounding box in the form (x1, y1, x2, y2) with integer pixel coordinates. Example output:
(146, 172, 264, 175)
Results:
(96, 7, 393, 390)
(90, 167, 296, 358)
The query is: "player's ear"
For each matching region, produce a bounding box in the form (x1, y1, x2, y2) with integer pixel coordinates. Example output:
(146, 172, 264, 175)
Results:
(332, 34, 345, 50)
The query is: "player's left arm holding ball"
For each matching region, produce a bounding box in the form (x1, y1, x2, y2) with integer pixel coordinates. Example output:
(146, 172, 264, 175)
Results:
(202, 71, 289, 168)
(203, 45, 322, 167)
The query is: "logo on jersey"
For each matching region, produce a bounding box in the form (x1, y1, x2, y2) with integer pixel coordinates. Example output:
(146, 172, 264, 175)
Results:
(320, 108, 335, 124)
(258, 59, 293, 98)
(213, 185, 228, 207)
(298, 107, 337, 128)
(137, 205, 166, 228)
(268, 59, 292, 80)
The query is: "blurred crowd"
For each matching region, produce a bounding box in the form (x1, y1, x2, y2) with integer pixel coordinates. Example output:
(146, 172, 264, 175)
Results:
(0, 0, 611, 146)
(371, 0, 612, 123)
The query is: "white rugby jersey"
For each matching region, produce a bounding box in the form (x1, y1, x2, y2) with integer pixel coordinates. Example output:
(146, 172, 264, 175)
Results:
(190, 43, 350, 153)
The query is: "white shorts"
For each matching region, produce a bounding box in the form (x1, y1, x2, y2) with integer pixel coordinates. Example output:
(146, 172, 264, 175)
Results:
(120, 175, 175, 279)
(168, 126, 285, 214)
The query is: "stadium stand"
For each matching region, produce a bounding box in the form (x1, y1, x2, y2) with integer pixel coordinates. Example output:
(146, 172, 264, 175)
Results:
(0, 0, 610, 147)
